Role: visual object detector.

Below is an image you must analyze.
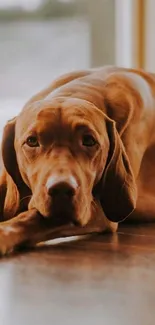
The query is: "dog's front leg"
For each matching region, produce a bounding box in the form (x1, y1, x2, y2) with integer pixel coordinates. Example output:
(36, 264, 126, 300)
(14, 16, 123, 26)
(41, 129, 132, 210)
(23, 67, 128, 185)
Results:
(0, 201, 118, 256)
(0, 209, 92, 255)
(0, 209, 51, 255)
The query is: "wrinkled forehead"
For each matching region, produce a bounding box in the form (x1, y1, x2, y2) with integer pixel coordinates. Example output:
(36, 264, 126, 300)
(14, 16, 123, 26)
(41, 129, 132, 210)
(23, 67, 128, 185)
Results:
(15, 98, 106, 137)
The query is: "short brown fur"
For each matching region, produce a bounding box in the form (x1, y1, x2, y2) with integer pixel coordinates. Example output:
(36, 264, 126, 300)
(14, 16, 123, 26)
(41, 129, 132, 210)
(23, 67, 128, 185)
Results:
(0, 66, 155, 255)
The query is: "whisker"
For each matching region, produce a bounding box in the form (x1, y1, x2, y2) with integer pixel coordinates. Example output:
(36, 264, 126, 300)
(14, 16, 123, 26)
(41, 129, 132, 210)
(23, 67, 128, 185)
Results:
(91, 198, 99, 211)
(20, 195, 32, 204)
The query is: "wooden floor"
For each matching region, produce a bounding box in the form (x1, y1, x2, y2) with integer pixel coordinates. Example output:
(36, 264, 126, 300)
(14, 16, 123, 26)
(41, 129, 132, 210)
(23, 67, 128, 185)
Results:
(0, 223, 155, 325)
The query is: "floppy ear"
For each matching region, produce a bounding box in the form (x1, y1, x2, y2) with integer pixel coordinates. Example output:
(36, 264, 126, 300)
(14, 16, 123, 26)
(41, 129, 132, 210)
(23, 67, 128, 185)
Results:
(98, 116, 137, 222)
(104, 75, 134, 136)
(0, 170, 7, 218)
(0, 118, 30, 219)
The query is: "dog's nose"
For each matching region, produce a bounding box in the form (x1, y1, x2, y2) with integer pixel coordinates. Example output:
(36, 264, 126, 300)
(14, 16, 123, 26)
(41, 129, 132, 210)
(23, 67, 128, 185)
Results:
(46, 175, 78, 198)
(48, 181, 75, 198)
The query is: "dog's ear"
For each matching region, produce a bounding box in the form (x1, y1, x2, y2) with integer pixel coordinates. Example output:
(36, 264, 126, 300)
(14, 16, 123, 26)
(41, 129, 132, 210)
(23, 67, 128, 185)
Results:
(104, 75, 134, 136)
(98, 116, 137, 222)
(0, 169, 7, 218)
(0, 118, 29, 219)
(2, 118, 22, 188)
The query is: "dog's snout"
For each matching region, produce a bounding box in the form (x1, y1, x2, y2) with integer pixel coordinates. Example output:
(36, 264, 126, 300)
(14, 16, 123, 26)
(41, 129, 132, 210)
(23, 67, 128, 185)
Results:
(49, 181, 75, 198)
(46, 175, 78, 198)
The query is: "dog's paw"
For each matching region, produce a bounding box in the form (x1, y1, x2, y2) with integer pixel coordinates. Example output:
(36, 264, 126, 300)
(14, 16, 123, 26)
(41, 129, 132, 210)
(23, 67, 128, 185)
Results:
(0, 226, 17, 256)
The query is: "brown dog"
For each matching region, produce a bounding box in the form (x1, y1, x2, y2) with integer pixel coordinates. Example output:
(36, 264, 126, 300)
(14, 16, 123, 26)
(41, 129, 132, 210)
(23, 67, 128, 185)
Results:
(0, 65, 155, 255)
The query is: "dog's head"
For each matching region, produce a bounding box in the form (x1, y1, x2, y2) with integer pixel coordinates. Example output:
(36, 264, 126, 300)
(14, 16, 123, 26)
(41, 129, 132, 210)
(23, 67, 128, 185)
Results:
(1, 97, 136, 225)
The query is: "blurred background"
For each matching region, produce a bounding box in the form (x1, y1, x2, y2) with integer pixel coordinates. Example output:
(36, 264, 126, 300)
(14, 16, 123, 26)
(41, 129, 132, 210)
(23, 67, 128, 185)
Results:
(0, 0, 154, 134)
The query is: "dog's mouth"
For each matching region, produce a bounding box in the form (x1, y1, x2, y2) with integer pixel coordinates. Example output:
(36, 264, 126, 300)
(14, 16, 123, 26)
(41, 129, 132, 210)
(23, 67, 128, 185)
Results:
(29, 186, 84, 227)
(41, 195, 78, 227)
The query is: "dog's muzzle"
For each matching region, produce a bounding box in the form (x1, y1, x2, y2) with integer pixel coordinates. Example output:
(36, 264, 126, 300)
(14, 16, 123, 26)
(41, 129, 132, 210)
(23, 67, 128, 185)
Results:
(45, 174, 79, 225)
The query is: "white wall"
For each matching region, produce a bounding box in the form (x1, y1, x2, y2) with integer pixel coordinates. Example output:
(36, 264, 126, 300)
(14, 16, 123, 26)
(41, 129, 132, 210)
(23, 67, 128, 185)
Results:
(144, 0, 155, 71)
(115, 0, 139, 68)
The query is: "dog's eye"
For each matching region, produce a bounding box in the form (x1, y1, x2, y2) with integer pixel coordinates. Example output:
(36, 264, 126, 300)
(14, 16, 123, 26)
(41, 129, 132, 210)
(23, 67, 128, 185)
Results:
(82, 134, 97, 147)
(26, 136, 39, 147)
